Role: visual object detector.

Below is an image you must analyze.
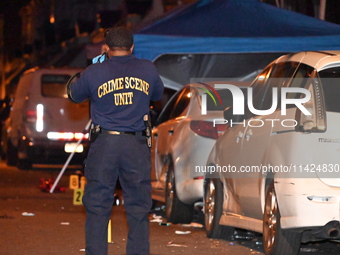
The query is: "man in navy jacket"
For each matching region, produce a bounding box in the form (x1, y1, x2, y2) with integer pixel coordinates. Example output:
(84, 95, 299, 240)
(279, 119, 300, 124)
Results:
(69, 27, 164, 255)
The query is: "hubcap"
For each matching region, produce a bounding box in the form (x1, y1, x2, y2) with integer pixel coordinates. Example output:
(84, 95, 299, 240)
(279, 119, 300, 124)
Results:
(264, 187, 277, 251)
(166, 170, 174, 218)
(204, 180, 215, 231)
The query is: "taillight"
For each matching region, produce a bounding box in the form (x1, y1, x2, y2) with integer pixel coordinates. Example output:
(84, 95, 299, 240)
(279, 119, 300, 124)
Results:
(26, 110, 36, 122)
(26, 104, 44, 132)
(190, 120, 226, 139)
(36, 104, 44, 132)
(295, 77, 326, 133)
(47, 132, 89, 141)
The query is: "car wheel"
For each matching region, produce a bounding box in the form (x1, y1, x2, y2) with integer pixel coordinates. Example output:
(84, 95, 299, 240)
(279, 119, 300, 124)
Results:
(165, 163, 193, 224)
(263, 181, 301, 255)
(0, 125, 8, 160)
(204, 177, 234, 239)
(6, 140, 18, 166)
(16, 139, 33, 170)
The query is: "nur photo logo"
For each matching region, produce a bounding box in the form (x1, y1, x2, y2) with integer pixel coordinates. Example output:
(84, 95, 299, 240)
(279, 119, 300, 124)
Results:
(197, 82, 223, 115)
(200, 83, 311, 116)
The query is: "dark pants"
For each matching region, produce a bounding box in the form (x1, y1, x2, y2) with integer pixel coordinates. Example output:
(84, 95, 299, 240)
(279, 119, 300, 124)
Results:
(82, 132, 152, 255)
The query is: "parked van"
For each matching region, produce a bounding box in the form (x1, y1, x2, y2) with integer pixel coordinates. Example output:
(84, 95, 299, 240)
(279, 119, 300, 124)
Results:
(204, 51, 340, 255)
(3, 67, 90, 169)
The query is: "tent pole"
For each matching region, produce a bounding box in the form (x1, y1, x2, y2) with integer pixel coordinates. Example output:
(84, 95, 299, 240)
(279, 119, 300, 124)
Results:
(275, 0, 280, 8)
(280, 0, 284, 8)
(275, 0, 284, 8)
(319, 0, 326, 20)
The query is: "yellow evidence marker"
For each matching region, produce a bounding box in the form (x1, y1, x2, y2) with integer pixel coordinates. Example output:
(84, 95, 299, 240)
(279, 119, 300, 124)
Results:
(73, 189, 83, 205)
(69, 175, 79, 190)
(108, 219, 112, 243)
(80, 176, 86, 190)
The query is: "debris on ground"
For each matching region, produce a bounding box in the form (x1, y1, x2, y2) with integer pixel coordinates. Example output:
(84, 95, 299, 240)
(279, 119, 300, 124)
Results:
(232, 229, 256, 240)
(250, 249, 262, 254)
(22, 212, 35, 216)
(38, 177, 66, 193)
(159, 222, 171, 226)
(149, 214, 163, 223)
(181, 222, 203, 228)
(167, 242, 188, 247)
(175, 230, 191, 235)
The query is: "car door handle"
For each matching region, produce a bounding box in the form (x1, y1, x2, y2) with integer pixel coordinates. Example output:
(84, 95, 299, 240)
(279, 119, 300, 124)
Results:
(235, 131, 243, 143)
(245, 129, 253, 141)
(154, 132, 158, 138)
(168, 128, 174, 135)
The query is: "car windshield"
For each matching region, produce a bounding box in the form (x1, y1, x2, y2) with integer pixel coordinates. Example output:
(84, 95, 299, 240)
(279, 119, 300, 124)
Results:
(41, 74, 70, 98)
(319, 67, 340, 113)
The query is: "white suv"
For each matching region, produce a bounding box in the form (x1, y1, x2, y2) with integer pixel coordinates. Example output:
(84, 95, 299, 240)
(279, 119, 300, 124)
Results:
(204, 51, 340, 255)
(3, 67, 90, 169)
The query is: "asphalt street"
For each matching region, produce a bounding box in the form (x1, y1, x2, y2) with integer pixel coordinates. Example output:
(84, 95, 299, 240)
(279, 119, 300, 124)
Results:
(0, 162, 339, 255)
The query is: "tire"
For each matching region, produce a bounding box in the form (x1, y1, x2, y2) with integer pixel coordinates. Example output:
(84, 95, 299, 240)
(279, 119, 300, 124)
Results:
(204, 177, 234, 239)
(6, 140, 18, 166)
(165, 163, 194, 224)
(263, 181, 302, 255)
(0, 125, 7, 160)
(16, 139, 33, 170)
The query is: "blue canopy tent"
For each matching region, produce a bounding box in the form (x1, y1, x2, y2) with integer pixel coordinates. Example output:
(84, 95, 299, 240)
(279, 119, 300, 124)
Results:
(134, 0, 340, 61)
(132, 0, 340, 88)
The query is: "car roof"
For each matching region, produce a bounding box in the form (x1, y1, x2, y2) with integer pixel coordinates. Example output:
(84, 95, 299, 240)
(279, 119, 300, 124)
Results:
(185, 81, 250, 93)
(274, 51, 340, 72)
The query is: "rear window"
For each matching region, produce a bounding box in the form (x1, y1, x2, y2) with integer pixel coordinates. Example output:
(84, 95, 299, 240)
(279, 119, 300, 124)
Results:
(319, 67, 340, 113)
(41, 74, 70, 98)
